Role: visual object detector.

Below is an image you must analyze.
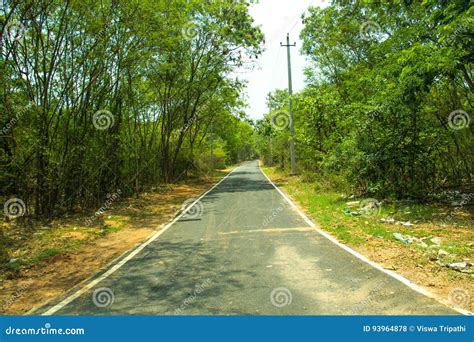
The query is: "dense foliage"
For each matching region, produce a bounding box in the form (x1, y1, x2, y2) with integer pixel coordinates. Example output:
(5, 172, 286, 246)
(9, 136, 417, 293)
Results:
(1, 0, 262, 218)
(257, 1, 473, 199)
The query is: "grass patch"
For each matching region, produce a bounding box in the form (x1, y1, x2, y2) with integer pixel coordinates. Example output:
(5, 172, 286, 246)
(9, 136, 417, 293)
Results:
(33, 248, 62, 263)
(263, 165, 474, 313)
(262, 166, 474, 260)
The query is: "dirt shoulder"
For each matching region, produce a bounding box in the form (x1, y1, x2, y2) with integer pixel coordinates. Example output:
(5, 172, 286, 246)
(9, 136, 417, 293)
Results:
(0, 169, 233, 315)
(262, 166, 473, 313)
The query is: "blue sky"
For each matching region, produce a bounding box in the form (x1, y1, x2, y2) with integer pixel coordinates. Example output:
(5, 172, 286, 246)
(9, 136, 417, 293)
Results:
(238, 0, 328, 120)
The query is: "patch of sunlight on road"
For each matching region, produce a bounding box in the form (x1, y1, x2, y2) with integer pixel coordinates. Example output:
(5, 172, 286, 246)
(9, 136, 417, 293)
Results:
(271, 244, 397, 313)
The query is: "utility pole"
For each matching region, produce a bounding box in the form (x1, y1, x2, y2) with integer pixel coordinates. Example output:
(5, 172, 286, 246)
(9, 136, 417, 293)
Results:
(280, 33, 297, 175)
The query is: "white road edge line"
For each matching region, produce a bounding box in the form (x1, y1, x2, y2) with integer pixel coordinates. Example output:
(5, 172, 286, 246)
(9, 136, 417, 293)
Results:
(42, 165, 240, 315)
(258, 162, 472, 316)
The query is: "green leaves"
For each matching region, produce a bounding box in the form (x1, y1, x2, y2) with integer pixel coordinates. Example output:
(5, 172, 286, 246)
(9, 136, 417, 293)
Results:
(259, 1, 473, 199)
(1, 0, 263, 217)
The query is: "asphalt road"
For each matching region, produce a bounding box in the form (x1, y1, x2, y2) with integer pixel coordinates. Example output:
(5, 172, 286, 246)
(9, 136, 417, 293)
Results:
(37, 161, 458, 315)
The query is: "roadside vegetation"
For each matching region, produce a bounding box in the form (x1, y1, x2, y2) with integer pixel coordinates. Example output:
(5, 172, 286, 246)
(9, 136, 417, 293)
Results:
(1, 0, 472, 314)
(0, 0, 261, 217)
(256, 1, 472, 199)
(263, 166, 473, 311)
(1, 0, 261, 274)
(256, 1, 472, 311)
(0, 168, 233, 314)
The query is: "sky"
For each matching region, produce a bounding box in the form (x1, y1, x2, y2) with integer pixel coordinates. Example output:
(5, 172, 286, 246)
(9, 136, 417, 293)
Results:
(238, 0, 328, 120)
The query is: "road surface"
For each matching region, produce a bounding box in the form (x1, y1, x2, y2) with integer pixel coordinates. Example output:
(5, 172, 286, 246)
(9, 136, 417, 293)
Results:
(37, 161, 458, 315)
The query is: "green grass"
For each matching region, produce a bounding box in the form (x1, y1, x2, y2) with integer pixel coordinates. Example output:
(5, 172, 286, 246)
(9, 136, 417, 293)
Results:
(0, 218, 127, 278)
(263, 166, 474, 259)
(33, 248, 62, 263)
(4, 247, 63, 273)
